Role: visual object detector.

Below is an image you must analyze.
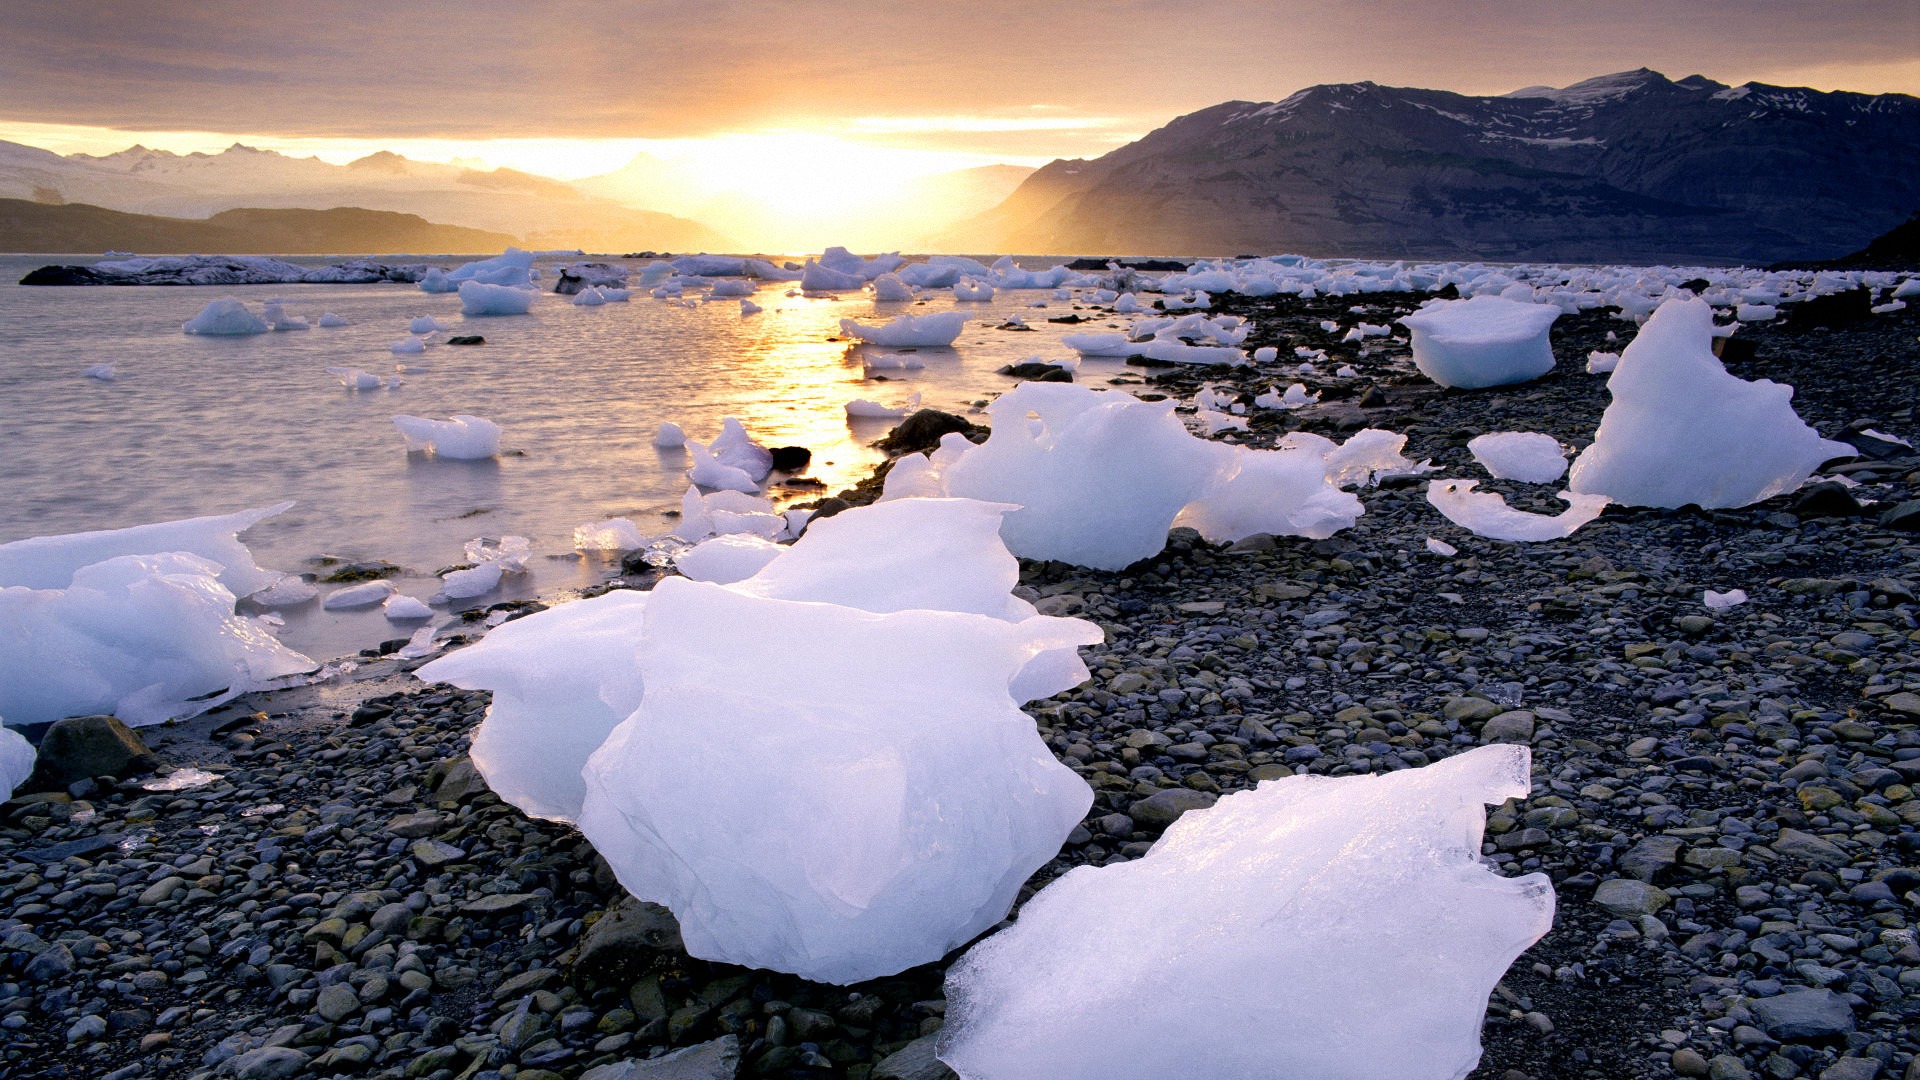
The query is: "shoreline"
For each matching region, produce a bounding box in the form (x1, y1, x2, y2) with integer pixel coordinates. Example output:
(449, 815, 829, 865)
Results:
(4, 290, 1917, 1079)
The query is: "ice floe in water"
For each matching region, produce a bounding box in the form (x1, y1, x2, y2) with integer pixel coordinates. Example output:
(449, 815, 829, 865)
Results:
(576, 577, 1097, 984)
(458, 280, 536, 316)
(323, 580, 395, 610)
(574, 518, 648, 552)
(1, 724, 36, 798)
(0, 502, 293, 599)
(1468, 432, 1567, 483)
(392, 414, 502, 459)
(839, 311, 969, 348)
(1427, 480, 1610, 542)
(652, 422, 687, 449)
(1399, 295, 1560, 389)
(182, 298, 269, 336)
(0, 553, 314, 727)
(1567, 296, 1852, 508)
(938, 744, 1555, 1080)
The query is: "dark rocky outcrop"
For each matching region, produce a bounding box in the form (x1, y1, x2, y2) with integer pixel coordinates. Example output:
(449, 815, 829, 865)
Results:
(24, 715, 156, 792)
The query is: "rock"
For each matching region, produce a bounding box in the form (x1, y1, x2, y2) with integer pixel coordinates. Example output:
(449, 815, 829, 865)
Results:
(1791, 481, 1866, 517)
(580, 1034, 740, 1080)
(872, 1034, 958, 1080)
(1128, 788, 1217, 830)
(1749, 988, 1855, 1040)
(569, 898, 685, 984)
(1619, 836, 1685, 883)
(411, 839, 466, 868)
(1708, 1056, 1754, 1080)
(315, 982, 360, 1022)
(460, 893, 537, 917)
(1771, 828, 1848, 866)
(229, 1046, 309, 1080)
(1480, 710, 1535, 744)
(446, 335, 485, 345)
(1880, 692, 1920, 718)
(138, 876, 186, 906)
(876, 409, 982, 455)
(1593, 878, 1672, 916)
(997, 362, 1074, 383)
(425, 756, 486, 804)
(25, 714, 156, 791)
(1878, 500, 1920, 531)
(1672, 1048, 1711, 1077)
(768, 446, 812, 472)
(1443, 697, 1504, 724)
(387, 811, 447, 838)
(25, 943, 75, 979)
(1820, 1059, 1883, 1080)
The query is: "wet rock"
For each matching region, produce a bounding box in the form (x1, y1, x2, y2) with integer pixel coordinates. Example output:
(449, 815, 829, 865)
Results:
(569, 898, 685, 985)
(25, 714, 155, 791)
(1748, 989, 1855, 1041)
(580, 1034, 739, 1079)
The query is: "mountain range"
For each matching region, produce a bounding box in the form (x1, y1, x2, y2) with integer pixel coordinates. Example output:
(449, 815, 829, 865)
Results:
(949, 69, 1920, 264)
(0, 199, 515, 255)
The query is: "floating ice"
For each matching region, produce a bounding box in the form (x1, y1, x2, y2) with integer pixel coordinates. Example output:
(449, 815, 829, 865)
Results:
(954, 279, 996, 302)
(1399, 295, 1560, 389)
(389, 337, 425, 355)
(326, 366, 386, 390)
(458, 280, 536, 317)
(182, 298, 269, 336)
(1059, 333, 1134, 358)
(423, 248, 535, 292)
(1427, 480, 1609, 542)
(0, 724, 33, 798)
(262, 303, 308, 331)
(673, 533, 784, 584)
(247, 577, 318, 607)
(839, 311, 969, 348)
(572, 288, 608, 306)
(392, 414, 502, 459)
(652, 422, 687, 449)
(417, 590, 652, 822)
(439, 562, 505, 600)
(1176, 445, 1365, 544)
(709, 279, 756, 298)
(943, 384, 1231, 570)
(383, 594, 433, 620)
(0, 553, 315, 727)
(574, 518, 648, 551)
(739, 299, 762, 316)
(801, 260, 865, 292)
(709, 417, 774, 482)
(317, 312, 348, 328)
(83, 363, 117, 381)
(863, 353, 925, 372)
(687, 442, 760, 493)
(1704, 589, 1749, 610)
(1567, 297, 1852, 508)
(1468, 432, 1567, 483)
(409, 316, 447, 334)
(846, 392, 923, 420)
(938, 744, 1554, 1080)
(322, 580, 395, 609)
(576, 577, 1098, 984)
(0, 502, 293, 598)
(872, 273, 913, 302)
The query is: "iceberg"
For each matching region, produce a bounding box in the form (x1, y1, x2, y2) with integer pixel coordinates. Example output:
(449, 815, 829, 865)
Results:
(801, 260, 865, 292)
(1567, 297, 1852, 508)
(392, 414, 501, 459)
(839, 311, 969, 348)
(0, 502, 293, 599)
(0, 553, 315, 727)
(458, 280, 536, 317)
(1468, 432, 1567, 483)
(182, 298, 269, 336)
(954, 279, 995, 302)
(0, 724, 33, 798)
(938, 745, 1555, 1080)
(1398, 295, 1560, 389)
(423, 248, 536, 292)
(575, 577, 1097, 984)
(1427, 480, 1610, 542)
(872, 273, 913, 302)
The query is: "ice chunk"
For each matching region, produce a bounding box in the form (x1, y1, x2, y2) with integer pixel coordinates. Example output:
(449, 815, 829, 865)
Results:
(652, 421, 687, 449)
(1585, 350, 1620, 374)
(938, 744, 1554, 1080)
(575, 577, 1097, 984)
(575, 518, 648, 551)
(1254, 384, 1317, 410)
(0, 553, 315, 726)
(424, 248, 535, 291)
(688, 442, 760, 493)
(1398, 296, 1560, 389)
(1195, 410, 1247, 435)
(417, 590, 652, 822)
(572, 287, 607, 306)
(1427, 480, 1609, 542)
(389, 337, 425, 355)
(1059, 332, 1134, 358)
(383, 594, 433, 620)
(323, 580, 395, 609)
(409, 316, 448, 333)
(439, 562, 504, 600)
(673, 533, 784, 584)
(953, 279, 995, 302)
(182, 298, 269, 336)
(839, 311, 968, 348)
(943, 384, 1232, 570)
(83, 363, 118, 381)
(248, 577, 318, 607)
(709, 417, 774, 481)
(1468, 432, 1567, 483)
(1281, 429, 1434, 489)
(1426, 537, 1458, 557)
(458, 280, 536, 316)
(392, 414, 502, 459)
(740, 299, 762, 316)
(326, 366, 386, 390)
(0, 724, 33, 799)
(846, 392, 922, 420)
(262, 302, 308, 331)
(1704, 589, 1749, 610)
(317, 312, 349, 328)
(1175, 445, 1365, 543)
(872, 273, 913, 302)
(0, 502, 293, 598)
(1567, 297, 1852, 508)
(801, 259, 865, 292)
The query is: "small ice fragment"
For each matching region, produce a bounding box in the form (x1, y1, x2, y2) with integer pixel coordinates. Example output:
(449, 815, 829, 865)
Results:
(392, 414, 501, 459)
(1585, 350, 1620, 374)
(409, 316, 447, 333)
(1704, 589, 1749, 610)
(439, 562, 504, 600)
(323, 580, 396, 609)
(1196, 410, 1248, 434)
(574, 518, 648, 551)
(740, 299, 762, 315)
(182, 298, 269, 335)
(1859, 428, 1912, 448)
(0, 726, 35, 800)
(1426, 537, 1458, 557)
(653, 422, 687, 449)
(383, 594, 433, 620)
(390, 338, 425, 355)
(142, 767, 222, 792)
(395, 624, 442, 659)
(239, 802, 285, 817)
(1468, 432, 1567, 483)
(317, 312, 348, 327)
(846, 392, 922, 420)
(1426, 480, 1609, 542)
(1335, 365, 1358, 377)
(1253, 346, 1278, 363)
(249, 577, 318, 607)
(326, 366, 385, 390)
(83, 363, 117, 381)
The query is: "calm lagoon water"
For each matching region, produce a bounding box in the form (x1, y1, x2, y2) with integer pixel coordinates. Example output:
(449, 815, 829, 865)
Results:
(0, 253, 1130, 662)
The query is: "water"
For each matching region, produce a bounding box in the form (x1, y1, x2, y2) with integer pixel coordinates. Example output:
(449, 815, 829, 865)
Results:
(0, 253, 1133, 661)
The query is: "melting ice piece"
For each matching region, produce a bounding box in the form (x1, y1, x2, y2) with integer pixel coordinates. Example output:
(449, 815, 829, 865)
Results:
(740, 299, 762, 316)
(1176, 445, 1364, 544)
(1567, 297, 1853, 508)
(1398, 295, 1560, 389)
(574, 518, 648, 551)
(389, 338, 426, 355)
(0, 501, 293, 598)
(709, 417, 774, 481)
(1196, 410, 1248, 435)
(0, 553, 315, 726)
(1426, 480, 1609, 542)
(409, 316, 448, 334)
(439, 563, 504, 600)
(182, 298, 269, 336)
(317, 312, 349, 328)
(687, 442, 760, 493)
(576, 577, 1099, 984)
(142, 767, 221, 792)
(323, 580, 396, 609)
(1704, 589, 1749, 610)
(0, 724, 33, 799)
(673, 533, 784, 583)
(943, 384, 1233, 570)
(1254, 384, 1317, 410)
(384, 594, 433, 620)
(1585, 350, 1620, 374)
(1468, 432, 1567, 483)
(458, 280, 536, 316)
(872, 273, 913, 302)
(247, 577, 318, 607)
(392, 414, 502, 459)
(652, 422, 687, 449)
(954, 279, 995, 302)
(801, 259, 865, 292)
(82, 363, 118, 381)
(846, 392, 923, 420)
(938, 744, 1555, 1080)
(839, 311, 969, 348)
(327, 366, 385, 390)
(1426, 537, 1458, 557)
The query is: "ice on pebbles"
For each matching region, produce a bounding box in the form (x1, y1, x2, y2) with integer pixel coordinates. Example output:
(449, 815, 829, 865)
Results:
(574, 518, 648, 552)
(673, 534, 784, 584)
(392, 414, 502, 459)
(1280, 429, 1435, 489)
(1427, 480, 1610, 542)
(1468, 432, 1567, 483)
(1254, 384, 1317, 410)
(1586, 351, 1620, 374)
(937, 744, 1555, 1080)
(323, 580, 396, 609)
(182, 298, 269, 335)
(417, 590, 653, 822)
(839, 311, 969, 348)
(575, 577, 1098, 984)
(0, 501, 293, 599)
(383, 594, 433, 620)
(458, 280, 536, 317)
(1705, 589, 1749, 610)
(0, 553, 315, 727)
(942, 384, 1232, 570)
(1426, 537, 1459, 557)
(1399, 295, 1560, 389)
(652, 422, 687, 449)
(1567, 297, 1852, 509)
(0, 724, 33, 798)
(1175, 445, 1365, 544)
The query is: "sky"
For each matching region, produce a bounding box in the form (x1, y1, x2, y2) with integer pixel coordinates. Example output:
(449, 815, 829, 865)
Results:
(2, 0, 1915, 242)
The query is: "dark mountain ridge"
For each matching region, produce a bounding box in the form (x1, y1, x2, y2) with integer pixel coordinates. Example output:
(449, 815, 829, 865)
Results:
(953, 69, 1920, 264)
(0, 200, 515, 255)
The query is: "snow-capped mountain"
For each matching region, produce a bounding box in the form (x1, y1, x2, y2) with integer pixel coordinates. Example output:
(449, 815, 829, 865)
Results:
(951, 69, 1920, 264)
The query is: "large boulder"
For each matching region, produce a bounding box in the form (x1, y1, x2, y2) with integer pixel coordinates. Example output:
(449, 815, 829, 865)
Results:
(24, 715, 155, 792)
